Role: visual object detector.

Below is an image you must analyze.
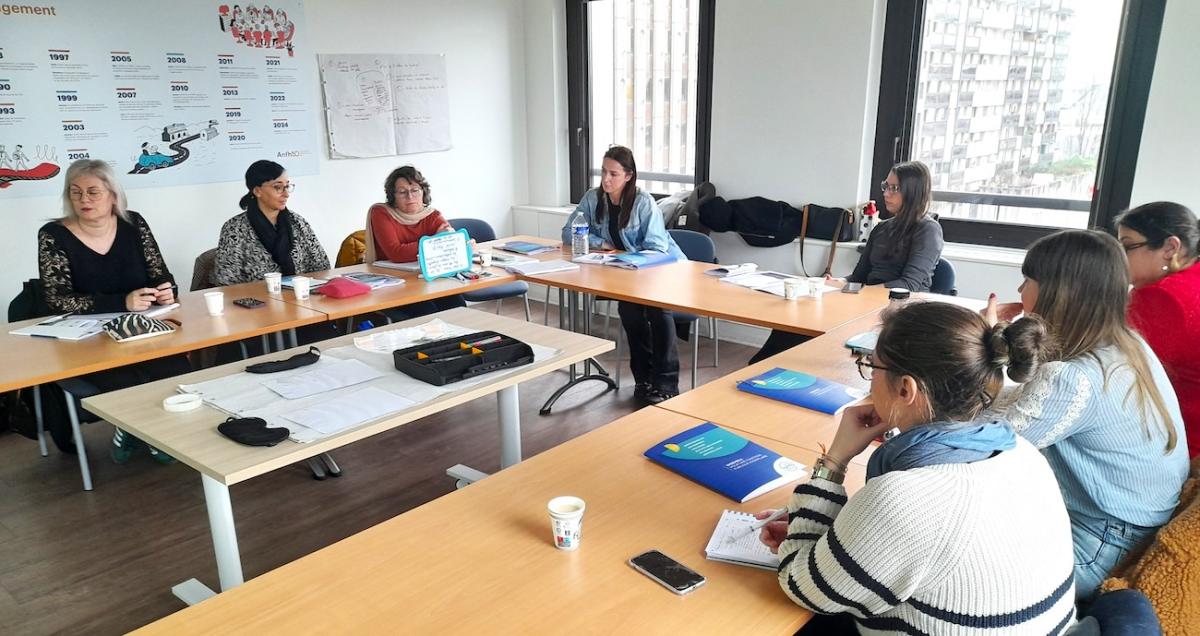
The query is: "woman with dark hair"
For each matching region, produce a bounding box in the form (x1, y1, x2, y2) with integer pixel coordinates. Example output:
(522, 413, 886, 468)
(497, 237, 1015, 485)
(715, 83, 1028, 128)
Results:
(1116, 201, 1200, 457)
(214, 160, 329, 285)
(365, 165, 464, 319)
(561, 146, 685, 404)
(758, 302, 1076, 634)
(984, 229, 1188, 601)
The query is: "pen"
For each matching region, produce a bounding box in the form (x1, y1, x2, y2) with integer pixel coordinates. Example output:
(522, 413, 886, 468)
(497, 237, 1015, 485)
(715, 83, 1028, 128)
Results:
(739, 508, 789, 540)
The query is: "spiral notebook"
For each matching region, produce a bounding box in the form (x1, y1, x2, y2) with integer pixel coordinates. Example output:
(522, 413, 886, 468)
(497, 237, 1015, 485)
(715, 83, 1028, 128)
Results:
(703, 509, 781, 570)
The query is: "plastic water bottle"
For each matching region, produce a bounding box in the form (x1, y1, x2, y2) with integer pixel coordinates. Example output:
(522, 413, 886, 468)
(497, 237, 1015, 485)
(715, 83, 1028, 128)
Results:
(571, 214, 590, 257)
(859, 200, 878, 242)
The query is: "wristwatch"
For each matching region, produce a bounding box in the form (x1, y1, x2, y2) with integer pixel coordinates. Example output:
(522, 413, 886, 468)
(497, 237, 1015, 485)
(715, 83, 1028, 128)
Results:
(811, 458, 846, 485)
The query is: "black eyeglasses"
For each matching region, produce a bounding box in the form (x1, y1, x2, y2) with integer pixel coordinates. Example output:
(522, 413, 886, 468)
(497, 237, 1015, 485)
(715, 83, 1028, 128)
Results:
(1121, 241, 1150, 253)
(855, 355, 891, 380)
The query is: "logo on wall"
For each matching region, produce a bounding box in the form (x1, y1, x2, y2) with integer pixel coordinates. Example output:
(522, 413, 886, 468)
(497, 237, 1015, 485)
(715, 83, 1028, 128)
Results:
(0, 144, 60, 189)
(218, 4, 297, 56)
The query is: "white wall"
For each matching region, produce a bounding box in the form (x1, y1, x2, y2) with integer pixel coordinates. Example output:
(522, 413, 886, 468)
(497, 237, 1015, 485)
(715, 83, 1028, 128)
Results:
(0, 0, 529, 304)
(1130, 0, 1199, 212)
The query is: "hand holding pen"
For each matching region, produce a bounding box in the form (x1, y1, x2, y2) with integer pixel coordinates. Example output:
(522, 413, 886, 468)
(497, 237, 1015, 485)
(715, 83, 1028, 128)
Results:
(750, 508, 790, 553)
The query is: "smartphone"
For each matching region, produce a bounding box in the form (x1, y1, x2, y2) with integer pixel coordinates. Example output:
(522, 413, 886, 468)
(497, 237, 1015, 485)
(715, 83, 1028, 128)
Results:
(628, 549, 706, 595)
(841, 282, 864, 294)
(233, 297, 266, 309)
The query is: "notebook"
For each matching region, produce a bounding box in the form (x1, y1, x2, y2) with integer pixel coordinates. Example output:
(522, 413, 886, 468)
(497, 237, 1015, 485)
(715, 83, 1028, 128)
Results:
(497, 240, 559, 255)
(704, 509, 782, 570)
(644, 422, 807, 503)
(372, 260, 423, 272)
(281, 276, 329, 290)
(736, 367, 866, 415)
(8, 303, 180, 340)
(705, 263, 758, 277)
(501, 260, 580, 276)
(340, 271, 405, 289)
(572, 250, 676, 269)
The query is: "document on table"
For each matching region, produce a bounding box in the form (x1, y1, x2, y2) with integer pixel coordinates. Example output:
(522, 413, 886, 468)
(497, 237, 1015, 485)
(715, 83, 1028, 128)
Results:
(262, 359, 385, 399)
(282, 387, 415, 435)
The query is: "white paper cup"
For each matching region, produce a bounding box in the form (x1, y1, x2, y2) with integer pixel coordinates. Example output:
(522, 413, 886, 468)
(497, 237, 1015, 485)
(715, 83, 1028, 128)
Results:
(264, 272, 282, 294)
(782, 279, 803, 301)
(203, 291, 224, 316)
(807, 277, 825, 300)
(478, 247, 494, 268)
(291, 276, 311, 300)
(547, 496, 586, 551)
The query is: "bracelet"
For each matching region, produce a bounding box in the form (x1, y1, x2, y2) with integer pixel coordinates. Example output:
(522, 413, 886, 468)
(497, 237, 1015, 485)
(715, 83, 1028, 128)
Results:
(817, 453, 848, 472)
(811, 459, 846, 485)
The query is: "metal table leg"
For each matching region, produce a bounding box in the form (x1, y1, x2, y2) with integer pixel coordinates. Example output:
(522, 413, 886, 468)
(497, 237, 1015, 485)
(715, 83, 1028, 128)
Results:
(173, 474, 244, 605)
(539, 289, 616, 415)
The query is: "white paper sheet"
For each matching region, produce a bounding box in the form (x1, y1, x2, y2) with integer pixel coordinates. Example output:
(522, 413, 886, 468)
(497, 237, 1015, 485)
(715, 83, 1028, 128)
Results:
(262, 358, 385, 399)
(282, 387, 415, 435)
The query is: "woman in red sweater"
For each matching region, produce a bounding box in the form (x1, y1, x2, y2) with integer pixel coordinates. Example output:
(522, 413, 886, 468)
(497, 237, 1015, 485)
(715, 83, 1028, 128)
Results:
(365, 165, 465, 319)
(1117, 201, 1200, 457)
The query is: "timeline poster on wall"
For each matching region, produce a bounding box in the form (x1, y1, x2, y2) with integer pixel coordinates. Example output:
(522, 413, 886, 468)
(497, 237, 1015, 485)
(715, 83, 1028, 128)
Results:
(0, 1, 321, 198)
(319, 53, 450, 159)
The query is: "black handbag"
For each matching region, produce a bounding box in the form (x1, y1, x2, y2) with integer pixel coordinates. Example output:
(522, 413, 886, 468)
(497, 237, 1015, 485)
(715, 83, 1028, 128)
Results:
(797, 204, 855, 278)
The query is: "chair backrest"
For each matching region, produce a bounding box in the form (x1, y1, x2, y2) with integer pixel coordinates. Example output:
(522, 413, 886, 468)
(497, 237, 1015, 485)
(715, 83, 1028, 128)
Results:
(8, 279, 49, 322)
(335, 230, 367, 267)
(447, 218, 497, 243)
(190, 248, 219, 291)
(668, 229, 717, 264)
(931, 257, 957, 296)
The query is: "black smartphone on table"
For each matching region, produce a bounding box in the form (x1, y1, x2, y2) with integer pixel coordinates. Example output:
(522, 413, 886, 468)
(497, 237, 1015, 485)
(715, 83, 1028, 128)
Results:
(233, 297, 266, 309)
(841, 282, 864, 294)
(628, 549, 706, 595)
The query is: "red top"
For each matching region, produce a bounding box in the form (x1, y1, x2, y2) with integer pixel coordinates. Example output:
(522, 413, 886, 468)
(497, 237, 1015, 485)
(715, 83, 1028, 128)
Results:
(368, 204, 451, 263)
(1128, 263, 1200, 457)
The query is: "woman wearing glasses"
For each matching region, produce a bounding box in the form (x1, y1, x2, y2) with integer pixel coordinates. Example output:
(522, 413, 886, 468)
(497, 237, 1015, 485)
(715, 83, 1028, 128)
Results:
(36, 159, 189, 462)
(758, 302, 1077, 633)
(214, 159, 329, 286)
(364, 165, 464, 318)
(1116, 202, 1199, 458)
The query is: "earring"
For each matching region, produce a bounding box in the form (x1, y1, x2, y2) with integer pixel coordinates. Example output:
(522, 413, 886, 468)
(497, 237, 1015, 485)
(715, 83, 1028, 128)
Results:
(1162, 265, 1170, 272)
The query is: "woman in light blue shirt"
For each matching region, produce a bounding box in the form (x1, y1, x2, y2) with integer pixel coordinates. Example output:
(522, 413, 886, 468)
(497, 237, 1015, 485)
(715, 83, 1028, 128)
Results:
(562, 146, 684, 404)
(985, 229, 1188, 603)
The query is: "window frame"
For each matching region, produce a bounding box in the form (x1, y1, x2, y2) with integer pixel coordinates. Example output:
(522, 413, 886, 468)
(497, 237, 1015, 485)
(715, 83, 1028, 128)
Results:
(565, 0, 716, 204)
(870, 0, 1167, 248)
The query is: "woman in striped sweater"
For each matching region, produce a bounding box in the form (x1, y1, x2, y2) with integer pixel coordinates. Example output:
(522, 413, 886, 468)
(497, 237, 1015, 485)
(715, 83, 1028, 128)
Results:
(984, 229, 1189, 602)
(759, 302, 1077, 634)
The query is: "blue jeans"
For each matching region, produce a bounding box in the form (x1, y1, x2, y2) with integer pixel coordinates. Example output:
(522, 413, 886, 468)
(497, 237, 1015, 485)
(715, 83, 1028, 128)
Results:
(1071, 515, 1155, 602)
(1066, 589, 1163, 636)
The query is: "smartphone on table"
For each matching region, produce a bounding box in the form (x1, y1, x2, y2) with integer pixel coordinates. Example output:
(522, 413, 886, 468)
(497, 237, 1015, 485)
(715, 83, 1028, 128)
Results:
(628, 549, 706, 595)
(841, 282, 864, 294)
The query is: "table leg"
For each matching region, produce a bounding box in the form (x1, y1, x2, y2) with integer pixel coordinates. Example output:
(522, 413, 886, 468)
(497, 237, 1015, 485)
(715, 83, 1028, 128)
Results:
(202, 474, 244, 591)
(498, 385, 521, 468)
(32, 385, 48, 457)
(274, 331, 285, 352)
(287, 328, 298, 349)
(539, 289, 616, 415)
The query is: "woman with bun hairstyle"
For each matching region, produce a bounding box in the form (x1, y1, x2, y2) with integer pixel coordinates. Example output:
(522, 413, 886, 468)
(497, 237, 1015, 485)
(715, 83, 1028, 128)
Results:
(1115, 201, 1200, 458)
(984, 229, 1188, 601)
(758, 302, 1076, 634)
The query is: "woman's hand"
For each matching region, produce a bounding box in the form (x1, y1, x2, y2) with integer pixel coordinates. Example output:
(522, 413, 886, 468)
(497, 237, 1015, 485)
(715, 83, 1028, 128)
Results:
(826, 274, 847, 286)
(826, 402, 891, 467)
(152, 282, 175, 305)
(125, 288, 156, 311)
(755, 509, 789, 553)
(982, 293, 1023, 326)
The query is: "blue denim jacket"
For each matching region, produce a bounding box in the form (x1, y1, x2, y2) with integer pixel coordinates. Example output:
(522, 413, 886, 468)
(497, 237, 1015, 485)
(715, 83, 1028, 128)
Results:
(562, 188, 685, 260)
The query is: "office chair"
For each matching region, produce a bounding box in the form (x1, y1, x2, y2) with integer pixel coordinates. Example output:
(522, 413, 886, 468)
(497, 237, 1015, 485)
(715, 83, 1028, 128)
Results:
(931, 257, 958, 296)
(449, 218, 532, 321)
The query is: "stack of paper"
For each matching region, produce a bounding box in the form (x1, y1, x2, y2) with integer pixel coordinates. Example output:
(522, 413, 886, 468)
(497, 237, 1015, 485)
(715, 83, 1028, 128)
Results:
(502, 260, 579, 276)
(704, 510, 782, 570)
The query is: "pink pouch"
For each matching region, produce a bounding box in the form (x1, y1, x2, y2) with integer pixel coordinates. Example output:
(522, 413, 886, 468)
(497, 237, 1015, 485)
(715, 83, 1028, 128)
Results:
(319, 276, 371, 298)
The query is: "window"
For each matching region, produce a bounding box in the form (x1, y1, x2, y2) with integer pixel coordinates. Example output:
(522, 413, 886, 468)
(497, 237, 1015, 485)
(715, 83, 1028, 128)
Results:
(566, 0, 715, 202)
(871, 0, 1167, 247)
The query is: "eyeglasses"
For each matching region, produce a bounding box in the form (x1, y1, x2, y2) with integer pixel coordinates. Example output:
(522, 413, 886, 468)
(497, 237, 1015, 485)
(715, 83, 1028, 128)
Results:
(395, 187, 424, 199)
(68, 188, 107, 201)
(1121, 241, 1150, 253)
(856, 355, 891, 381)
(268, 183, 295, 194)
(879, 181, 902, 194)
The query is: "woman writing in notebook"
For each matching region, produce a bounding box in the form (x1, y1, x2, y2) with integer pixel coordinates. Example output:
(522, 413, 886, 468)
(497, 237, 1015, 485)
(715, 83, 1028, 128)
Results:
(365, 165, 465, 319)
(1115, 201, 1200, 458)
(982, 229, 1188, 601)
(562, 146, 685, 404)
(37, 159, 189, 462)
(757, 302, 1077, 634)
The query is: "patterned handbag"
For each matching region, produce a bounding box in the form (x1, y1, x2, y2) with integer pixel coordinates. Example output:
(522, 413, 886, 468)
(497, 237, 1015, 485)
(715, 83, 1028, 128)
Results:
(101, 313, 179, 342)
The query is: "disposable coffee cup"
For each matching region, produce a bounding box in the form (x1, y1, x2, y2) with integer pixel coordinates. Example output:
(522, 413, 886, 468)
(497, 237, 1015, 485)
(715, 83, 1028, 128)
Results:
(547, 496, 586, 551)
(807, 277, 825, 300)
(478, 247, 494, 268)
(292, 276, 311, 300)
(888, 287, 911, 302)
(782, 278, 803, 301)
(264, 272, 282, 294)
(204, 291, 224, 316)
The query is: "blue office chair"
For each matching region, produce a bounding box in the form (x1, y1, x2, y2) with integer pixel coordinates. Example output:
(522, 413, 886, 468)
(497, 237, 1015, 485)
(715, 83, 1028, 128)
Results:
(930, 257, 958, 296)
(607, 229, 720, 390)
(449, 218, 532, 320)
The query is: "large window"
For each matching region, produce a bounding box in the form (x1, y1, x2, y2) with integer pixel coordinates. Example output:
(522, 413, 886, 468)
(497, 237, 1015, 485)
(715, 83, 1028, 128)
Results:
(872, 0, 1166, 247)
(566, 0, 715, 201)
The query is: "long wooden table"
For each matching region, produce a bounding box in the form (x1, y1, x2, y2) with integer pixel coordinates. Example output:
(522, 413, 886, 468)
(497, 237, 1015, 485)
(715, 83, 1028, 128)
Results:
(82, 307, 613, 603)
(131, 406, 866, 635)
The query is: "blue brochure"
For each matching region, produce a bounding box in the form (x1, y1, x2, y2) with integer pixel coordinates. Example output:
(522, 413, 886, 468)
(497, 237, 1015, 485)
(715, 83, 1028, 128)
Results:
(644, 422, 806, 503)
(736, 367, 865, 415)
(608, 250, 677, 269)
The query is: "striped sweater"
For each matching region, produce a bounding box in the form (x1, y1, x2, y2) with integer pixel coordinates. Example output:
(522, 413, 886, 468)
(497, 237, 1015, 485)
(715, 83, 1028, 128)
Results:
(777, 437, 1076, 635)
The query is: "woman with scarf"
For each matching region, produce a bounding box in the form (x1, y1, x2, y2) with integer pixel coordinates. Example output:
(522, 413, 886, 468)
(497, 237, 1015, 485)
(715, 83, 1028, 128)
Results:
(365, 165, 465, 319)
(757, 302, 1077, 634)
(214, 160, 330, 286)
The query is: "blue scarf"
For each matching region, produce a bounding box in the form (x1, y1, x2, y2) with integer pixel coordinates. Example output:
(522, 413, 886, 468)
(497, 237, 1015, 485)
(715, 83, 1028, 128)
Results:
(866, 420, 1017, 481)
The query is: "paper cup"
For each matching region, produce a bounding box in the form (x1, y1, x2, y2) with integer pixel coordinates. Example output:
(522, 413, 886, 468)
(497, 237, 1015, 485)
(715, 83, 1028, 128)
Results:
(807, 277, 825, 300)
(203, 291, 224, 316)
(478, 247, 494, 268)
(264, 272, 282, 294)
(292, 276, 311, 300)
(547, 496, 586, 551)
(782, 279, 803, 301)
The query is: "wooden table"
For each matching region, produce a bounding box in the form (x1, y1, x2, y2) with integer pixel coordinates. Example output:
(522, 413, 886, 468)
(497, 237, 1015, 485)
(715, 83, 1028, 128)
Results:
(83, 307, 613, 604)
(131, 407, 865, 635)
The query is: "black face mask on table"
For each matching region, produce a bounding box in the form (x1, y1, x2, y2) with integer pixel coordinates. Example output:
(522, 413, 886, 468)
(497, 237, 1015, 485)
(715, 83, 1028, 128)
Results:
(244, 346, 320, 374)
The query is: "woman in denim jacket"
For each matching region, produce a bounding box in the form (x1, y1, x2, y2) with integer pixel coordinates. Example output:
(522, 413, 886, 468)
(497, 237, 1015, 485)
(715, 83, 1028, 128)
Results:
(562, 146, 685, 404)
